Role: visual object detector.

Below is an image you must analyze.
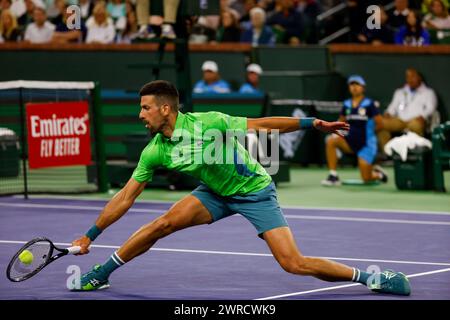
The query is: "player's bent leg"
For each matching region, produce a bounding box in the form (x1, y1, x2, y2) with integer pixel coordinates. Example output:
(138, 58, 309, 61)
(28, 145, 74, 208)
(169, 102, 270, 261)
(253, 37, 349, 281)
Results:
(117, 195, 213, 262)
(72, 195, 212, 291)
(263, 226, 353, 281)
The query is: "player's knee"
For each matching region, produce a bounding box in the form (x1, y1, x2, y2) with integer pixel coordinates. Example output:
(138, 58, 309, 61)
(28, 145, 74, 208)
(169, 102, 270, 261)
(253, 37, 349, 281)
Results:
(152, 217, 174, 237)
(279, 256, 310, 275)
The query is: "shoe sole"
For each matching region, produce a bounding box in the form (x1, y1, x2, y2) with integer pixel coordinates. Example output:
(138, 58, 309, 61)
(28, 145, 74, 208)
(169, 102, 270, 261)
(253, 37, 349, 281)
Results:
(70, 283, 110, 292)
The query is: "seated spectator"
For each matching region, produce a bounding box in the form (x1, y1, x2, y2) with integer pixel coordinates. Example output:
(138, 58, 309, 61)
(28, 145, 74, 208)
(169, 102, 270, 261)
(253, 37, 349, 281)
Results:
(107, 0, 126, 32)
(422, 0, 450, 30)
(237, 0, 256, 28)
(188, 15, 218, 43)
(0, 9, 20, 41)
(216, 9, 241, 42)
(193, 61, 231, 94)
(395, 10, 431, 45)
(17, 0, 36, 30)
(377, 68, 437, 151)
(1, 0, 13, 12)
(240, 6, 275, 46)
(85, 1, 116, 43)
(79, 0, 94, 23)
(51, 3, 86, 43)
(117, 5, 138, 43)
(296, 0, 321, 43)
(50, 0, 64, 26)
(421, 0, 449, 14)
(358, 7, 394, 45)
(322, 75, 387, 186)
(9, 0, 26, 19)
(266, 0, 303, 44)
(239, 63, 263, 94)
(24, 6, 55, 43)
(388, 0, 411, 31)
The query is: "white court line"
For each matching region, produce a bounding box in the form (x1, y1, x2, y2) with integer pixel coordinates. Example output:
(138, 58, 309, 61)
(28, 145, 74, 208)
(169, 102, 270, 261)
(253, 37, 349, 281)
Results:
(2, 202, 450, 226)
(255, 267, 450, 300)
(0, 202, 162, 214)
(10, 195, 450, 215)
(1, 240, 450, 267)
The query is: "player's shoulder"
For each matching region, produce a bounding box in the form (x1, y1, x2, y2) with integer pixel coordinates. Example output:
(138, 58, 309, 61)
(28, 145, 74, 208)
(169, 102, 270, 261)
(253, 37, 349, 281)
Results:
(140, 134, 164, 158)
(343, 98, 352, 108)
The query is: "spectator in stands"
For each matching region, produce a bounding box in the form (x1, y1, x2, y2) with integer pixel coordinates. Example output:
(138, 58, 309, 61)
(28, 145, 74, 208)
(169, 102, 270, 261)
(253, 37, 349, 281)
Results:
(107, 0, 126, 32)
(240, 6, 275, 45)
(239, 63, 263, 93)
(193, 61, 231, 94)
(266, 0, 303, 44)
(85, 1, 115, 43)
(296, 0, 321, 43)
(388, 0, 411, 31)
(237, 0, 257, 27)
(136, 0, 179, 39)
(377, 68, 437, 151)
(50, 0, 64, 26)
(117, 4, 138, 43)
(322, 75, 386, 186)
(51, 3, 86, 43)
(422, 0, 450, 30)
(1, 0, 12, 12)
(24, 6, 55, 43)
(17, 0, 36, 29)
(422, 0, 449, 14)
(358, 7, 394, 45)
(9, 0, 26, 19)
(188, 15, 219, 43)
(395, 10, 431, 45)
(79, 0, 94, 22)
(216, 9, 241, 42)
(0, 9, 20, 41)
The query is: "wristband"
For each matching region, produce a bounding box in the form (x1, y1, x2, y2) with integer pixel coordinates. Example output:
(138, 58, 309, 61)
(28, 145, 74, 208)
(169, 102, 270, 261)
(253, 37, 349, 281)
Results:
(85, 225, 102, 241)
(299, 117, 316, 129)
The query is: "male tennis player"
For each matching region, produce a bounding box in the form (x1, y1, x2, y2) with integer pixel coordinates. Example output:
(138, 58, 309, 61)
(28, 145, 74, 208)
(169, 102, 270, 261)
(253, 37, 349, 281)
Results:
(71, 80, 410, 295)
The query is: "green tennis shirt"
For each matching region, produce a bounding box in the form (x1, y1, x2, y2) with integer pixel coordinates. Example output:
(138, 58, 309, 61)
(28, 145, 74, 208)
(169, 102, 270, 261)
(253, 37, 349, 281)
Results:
(132, 111, 272, 196)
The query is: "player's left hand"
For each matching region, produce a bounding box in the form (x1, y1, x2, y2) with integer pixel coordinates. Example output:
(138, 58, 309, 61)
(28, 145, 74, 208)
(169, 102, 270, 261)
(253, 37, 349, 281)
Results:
(313, 119, 350, 138)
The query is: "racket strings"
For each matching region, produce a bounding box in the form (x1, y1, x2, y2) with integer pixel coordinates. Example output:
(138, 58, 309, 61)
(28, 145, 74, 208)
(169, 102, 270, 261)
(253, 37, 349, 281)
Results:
(9, 242, 52, 280)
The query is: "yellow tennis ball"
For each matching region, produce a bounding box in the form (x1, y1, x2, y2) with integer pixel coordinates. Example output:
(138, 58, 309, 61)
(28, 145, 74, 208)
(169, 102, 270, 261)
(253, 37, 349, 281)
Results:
(19, 250, 34, 265)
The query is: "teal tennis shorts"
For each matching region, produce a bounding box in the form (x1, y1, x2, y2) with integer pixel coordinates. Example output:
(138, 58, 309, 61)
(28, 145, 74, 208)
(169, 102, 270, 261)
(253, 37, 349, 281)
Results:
(191, 181, 288, 238)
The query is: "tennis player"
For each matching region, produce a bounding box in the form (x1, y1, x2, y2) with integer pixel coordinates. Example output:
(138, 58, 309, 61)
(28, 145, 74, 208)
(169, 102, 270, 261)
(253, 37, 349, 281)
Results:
(71, 80, 410, 296)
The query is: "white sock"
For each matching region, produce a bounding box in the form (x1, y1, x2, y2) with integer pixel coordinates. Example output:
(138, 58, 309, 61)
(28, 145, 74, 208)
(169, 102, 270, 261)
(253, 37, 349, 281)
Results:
(330, 170, 338, 177)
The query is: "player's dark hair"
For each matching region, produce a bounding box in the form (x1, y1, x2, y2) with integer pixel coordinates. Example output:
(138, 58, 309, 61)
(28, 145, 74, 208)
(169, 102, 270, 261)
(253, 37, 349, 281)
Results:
(139, 80, 179, 112)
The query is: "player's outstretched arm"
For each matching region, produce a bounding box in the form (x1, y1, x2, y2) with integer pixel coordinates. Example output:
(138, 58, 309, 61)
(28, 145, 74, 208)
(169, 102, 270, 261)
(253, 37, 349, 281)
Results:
(247, 117, 349, 137)
(72, 178, 147, 255)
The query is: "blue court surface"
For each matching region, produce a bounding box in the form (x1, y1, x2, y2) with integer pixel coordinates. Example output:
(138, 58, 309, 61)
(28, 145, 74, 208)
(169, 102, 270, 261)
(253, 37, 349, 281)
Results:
(0, 196, 449, 300)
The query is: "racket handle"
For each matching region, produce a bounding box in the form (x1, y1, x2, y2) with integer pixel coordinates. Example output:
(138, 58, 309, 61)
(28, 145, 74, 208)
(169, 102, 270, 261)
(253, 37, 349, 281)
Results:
(66, 246, 82, 255)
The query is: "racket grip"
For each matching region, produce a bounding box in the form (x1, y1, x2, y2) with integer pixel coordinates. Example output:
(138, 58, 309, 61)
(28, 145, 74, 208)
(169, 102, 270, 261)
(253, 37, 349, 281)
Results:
(66, 246, 82, 255)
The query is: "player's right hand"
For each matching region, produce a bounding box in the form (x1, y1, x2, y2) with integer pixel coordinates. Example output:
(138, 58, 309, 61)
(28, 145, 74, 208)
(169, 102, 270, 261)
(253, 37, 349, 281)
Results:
(72, 235, 91, 255)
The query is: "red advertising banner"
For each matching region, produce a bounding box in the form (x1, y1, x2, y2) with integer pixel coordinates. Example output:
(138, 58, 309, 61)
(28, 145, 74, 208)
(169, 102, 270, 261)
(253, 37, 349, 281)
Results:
(26, 101, 92, 169)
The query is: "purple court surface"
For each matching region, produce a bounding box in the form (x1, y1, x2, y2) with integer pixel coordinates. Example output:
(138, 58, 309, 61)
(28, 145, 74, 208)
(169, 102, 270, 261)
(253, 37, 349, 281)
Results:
(0, 196, 449, 300)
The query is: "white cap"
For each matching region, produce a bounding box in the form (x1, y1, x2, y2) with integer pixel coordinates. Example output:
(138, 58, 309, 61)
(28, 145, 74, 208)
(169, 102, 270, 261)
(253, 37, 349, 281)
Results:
(202, 61, 218, 73)
(246, 63, 263, 75)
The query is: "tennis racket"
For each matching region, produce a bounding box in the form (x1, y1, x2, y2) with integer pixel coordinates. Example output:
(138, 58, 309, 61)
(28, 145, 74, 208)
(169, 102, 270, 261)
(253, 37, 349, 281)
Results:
(6, 237, 81, 282)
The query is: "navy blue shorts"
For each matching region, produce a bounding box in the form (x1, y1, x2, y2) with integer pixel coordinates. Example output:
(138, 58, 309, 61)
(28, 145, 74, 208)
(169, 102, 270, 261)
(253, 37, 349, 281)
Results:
(191, 182, 288, 238)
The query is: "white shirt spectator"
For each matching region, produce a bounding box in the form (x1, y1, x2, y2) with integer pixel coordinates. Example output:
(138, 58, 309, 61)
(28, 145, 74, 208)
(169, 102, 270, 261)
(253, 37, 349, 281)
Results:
(423, 14, 450, 29)
(10, 0, 26, 18)
(386, 83, 437, 122)
(24, 21, 55, 43)
(85, 16, 116, 44)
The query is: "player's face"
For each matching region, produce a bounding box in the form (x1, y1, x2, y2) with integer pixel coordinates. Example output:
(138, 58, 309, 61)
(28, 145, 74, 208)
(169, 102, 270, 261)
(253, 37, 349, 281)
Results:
(139, 95, 169, 134)
(349, 83, 364, 97)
